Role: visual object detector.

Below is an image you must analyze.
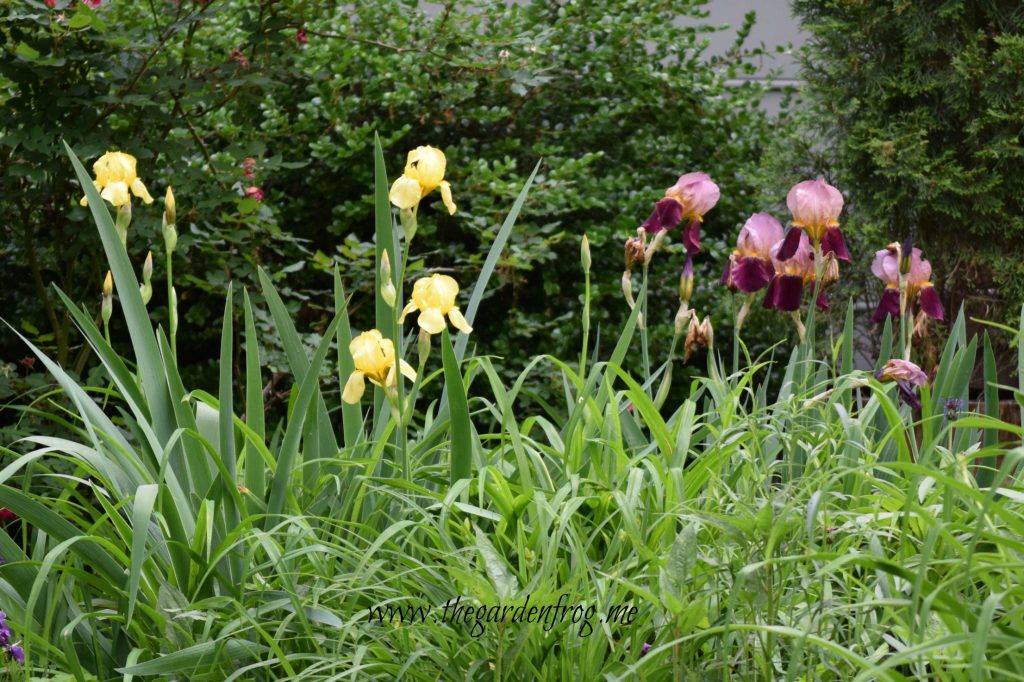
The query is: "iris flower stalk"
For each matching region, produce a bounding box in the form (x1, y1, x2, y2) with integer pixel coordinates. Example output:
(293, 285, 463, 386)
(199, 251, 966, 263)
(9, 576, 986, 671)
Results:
(163, 187, 178, 353)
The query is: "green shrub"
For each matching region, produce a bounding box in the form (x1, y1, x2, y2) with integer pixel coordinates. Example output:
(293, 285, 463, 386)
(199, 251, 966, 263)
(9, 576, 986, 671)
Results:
(1, 0, 785, 409)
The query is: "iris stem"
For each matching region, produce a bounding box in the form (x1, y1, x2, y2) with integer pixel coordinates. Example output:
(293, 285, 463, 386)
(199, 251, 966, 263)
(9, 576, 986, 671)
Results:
(580, 262, 591, 383)
(166, 251, 176, 356)
(640, 261, 651, 386)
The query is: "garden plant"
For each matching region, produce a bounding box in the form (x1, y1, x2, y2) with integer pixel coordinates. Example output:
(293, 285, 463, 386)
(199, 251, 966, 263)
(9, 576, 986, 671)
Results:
(0, 132, 1021, 682)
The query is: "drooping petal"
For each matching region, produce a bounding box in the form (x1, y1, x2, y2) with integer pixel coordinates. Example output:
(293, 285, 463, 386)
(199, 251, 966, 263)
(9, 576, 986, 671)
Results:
(399, 359, 417, 382)
(731, 256, 773, 293)
(896, 380, 922, 410)
(418, 307, 446, 334)
(816, 289, 829, 311)
(342, 371, 367, 404)
(130, 178, 154, 204)
(820, 227, 850, 262)
(641, 197, 683, 234)
(768, 273, 804, 312)
(777, 227, 803, 261)
(720, 259, 732, 287)
(100, 181, 130, 207)
(399, 301, 418, 323)
(918, 283, 944, 320)
(389, 175, 423, 209)
(681, 219, 701, 255)
(872, 287, 901, 323)
(762, 276, 779, 310)
(448, 307, 473, 334)
(439, 180, 456, 215)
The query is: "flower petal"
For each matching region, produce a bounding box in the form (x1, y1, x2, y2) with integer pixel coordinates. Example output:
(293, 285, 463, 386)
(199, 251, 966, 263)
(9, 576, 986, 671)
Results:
(389, 175, 422, 209)
(399, 301, 418, 323)
(342, 371, 366, 404)
(918, 283, 944, 320)
(399, 359, 418, 382)
(681, 219, 701, 255)
(821, 227, 850, 262)
(439, 180, 456, 215)
(872, 287, 901, 323)
(731, 256, 773, 293)
(101, 181, 130, 207)
(769, 274, 804, 312)
(418, 307, 446, 334)
(130, 178, 154, 204)
(777, 227, 803, 261)
(641, 197, 682, 234)
(871, 248, 899, 285)
(448, 307, 473, 334)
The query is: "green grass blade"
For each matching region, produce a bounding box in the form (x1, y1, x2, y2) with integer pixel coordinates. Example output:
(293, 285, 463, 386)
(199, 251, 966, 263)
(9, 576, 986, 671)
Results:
(242, 289, 266, 509)
(126, 483, 158, 628)
(442, 328, 473, 483)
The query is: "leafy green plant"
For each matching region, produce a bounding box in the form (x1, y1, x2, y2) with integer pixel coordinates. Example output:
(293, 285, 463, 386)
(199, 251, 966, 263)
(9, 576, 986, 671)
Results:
(1, 139, 1023, 682)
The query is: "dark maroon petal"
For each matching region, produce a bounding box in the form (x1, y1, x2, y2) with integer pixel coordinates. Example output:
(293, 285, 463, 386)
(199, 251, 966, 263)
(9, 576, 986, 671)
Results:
(918, 284, 944, 321)
(816, 289, 829, 311)
(641, 197, 682, 234)
(762, 276, 778, 309)
(771, 274, 804, 312)
(0, 509, 15, 523)
(733, 256, 772, 293)
(821, 227, 851, 262)
(681, 219, 701, 254)
(778, 227, 802, 261)
(872, 288, 900, 323)
(720, 260, 732, 287)
(896, 380, 922, 410)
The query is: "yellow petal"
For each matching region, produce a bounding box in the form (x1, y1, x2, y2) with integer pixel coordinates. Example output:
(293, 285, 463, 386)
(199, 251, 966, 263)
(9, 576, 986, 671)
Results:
(131, 178, 154, 204)
(439, 181, 456, 215)
(399, 359, 417, 382)
(448, 307, 473, 334)
(100, 181, 130, 207)
(418, 307, 446, 335)
(389, 176, 423, 209)
(399, 300, 418, 324)
(342, 371, 366, 404)
(405, 146, 446, 194)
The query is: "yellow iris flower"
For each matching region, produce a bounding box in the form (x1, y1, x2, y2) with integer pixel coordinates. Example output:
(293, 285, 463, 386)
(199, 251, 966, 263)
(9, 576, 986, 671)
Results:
(399, 274, 472, 335)
(342, 330, 417, 404)
(80, 151, 154, 208)
(388, 146, 456, 214)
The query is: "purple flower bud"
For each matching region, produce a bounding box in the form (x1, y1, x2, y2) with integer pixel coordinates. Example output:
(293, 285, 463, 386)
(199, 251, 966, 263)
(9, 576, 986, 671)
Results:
(640, 642, 652, 656)
(7, 644, 23, 665)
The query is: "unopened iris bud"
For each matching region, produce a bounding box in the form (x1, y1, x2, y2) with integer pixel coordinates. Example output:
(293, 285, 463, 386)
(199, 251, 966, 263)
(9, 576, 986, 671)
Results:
(164, 186, 176, 226)
(581, 234, 591, 272)
(142, 250, 153, 284)
(169, 285, 178, 336)
(101, 270, 113, 325)
(115, 202, 131, 247)
(899, 234, 913, 276)
(679, 255, 694, 303)
(380, 251, 396, 307)
(417, 328, 431, 368)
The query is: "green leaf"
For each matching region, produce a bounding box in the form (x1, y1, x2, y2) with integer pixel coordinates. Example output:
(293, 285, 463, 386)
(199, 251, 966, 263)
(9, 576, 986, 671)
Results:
(442, 328, 473, 484)
(15, 42, 40, 60)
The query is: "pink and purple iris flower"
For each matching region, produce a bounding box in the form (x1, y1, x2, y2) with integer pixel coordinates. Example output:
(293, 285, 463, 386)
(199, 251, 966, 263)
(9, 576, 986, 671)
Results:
(778, 179, 850, 262)
(721, 213, 784, 294)
(641, 172, 720, 254)
(763, 230, 830, 312)
(875, 358, 929, 409)
(870, 245, 944, 323)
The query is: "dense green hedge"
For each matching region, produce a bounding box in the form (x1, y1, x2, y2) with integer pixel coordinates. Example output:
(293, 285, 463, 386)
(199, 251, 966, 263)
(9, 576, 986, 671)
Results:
(1, 0, 786, 416)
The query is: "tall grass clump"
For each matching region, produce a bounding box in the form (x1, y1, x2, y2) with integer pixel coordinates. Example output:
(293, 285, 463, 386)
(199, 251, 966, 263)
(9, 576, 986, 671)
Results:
(0, 139, 1022, 682)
